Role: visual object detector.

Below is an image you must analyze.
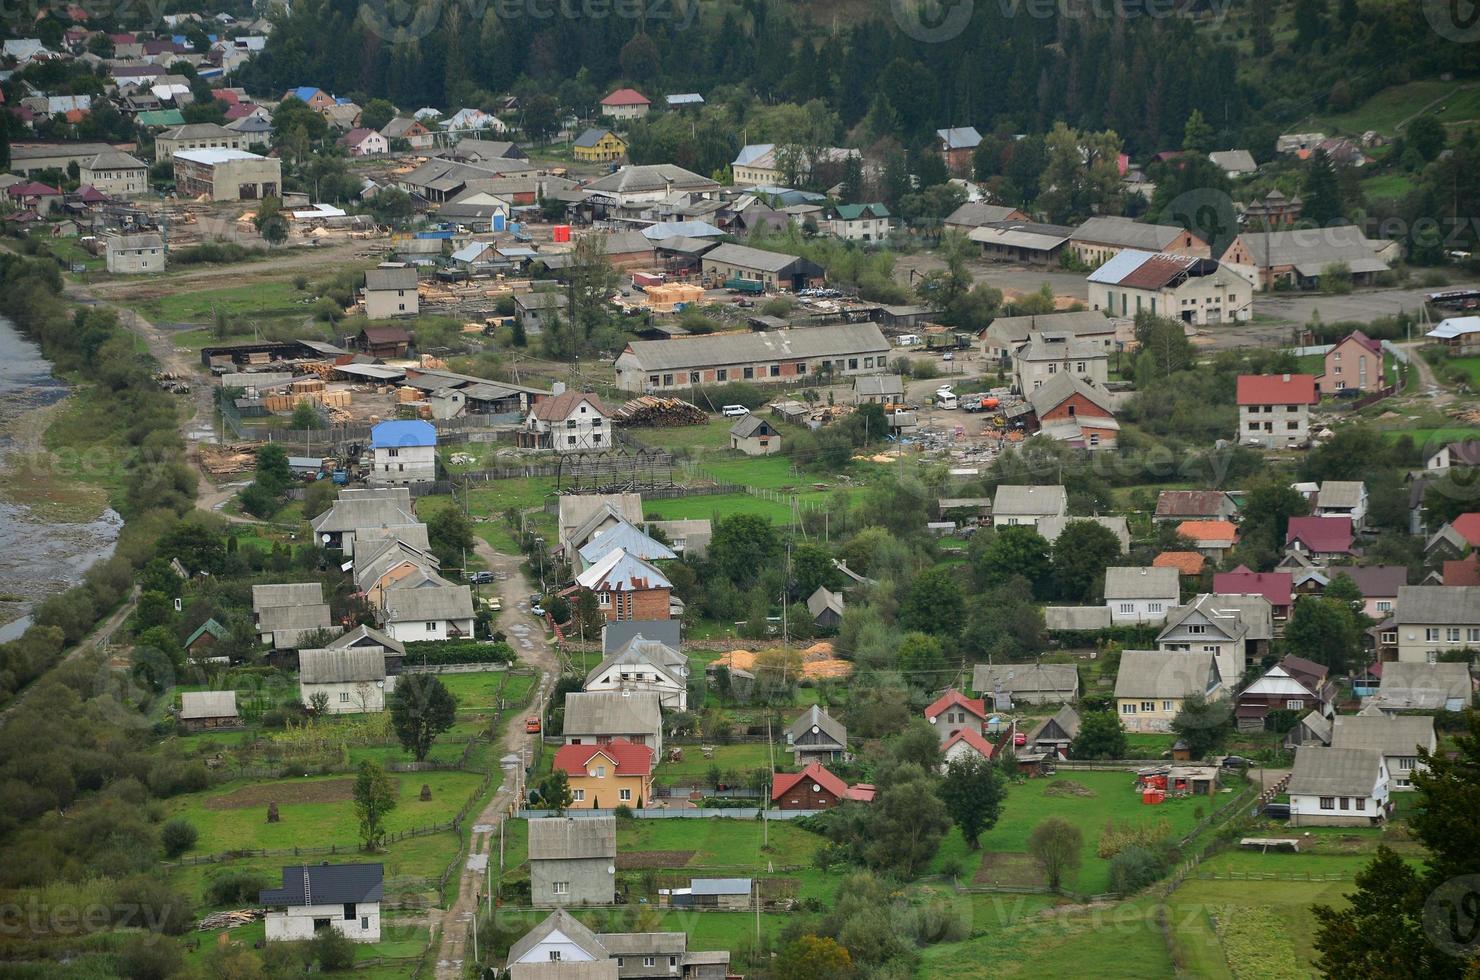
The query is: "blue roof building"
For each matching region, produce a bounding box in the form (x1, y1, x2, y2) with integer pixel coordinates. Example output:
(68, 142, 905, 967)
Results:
(371, 419, 436, 449)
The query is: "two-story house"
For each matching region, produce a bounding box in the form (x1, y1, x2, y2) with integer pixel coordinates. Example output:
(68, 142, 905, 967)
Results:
(785, 704, 848, 765)
(1393, 586, 1480, 662)
(525, 391, 612, 453)
(562, 691, 663, 755)
(1157, 593, 1273, 687)
(583, 634, 688, 711)
(369, 419, 436, 486)
(990, 484, 1068, 528)
(260, 864, 382, 942)
(923, 689, 988, 745)
(1235, 654, 1336, 731)
(529, 815, 617, 907)
(1314, 481, 1369, 529)
(362, 264, 419, 319)
(1319, 330, 1385, 393)
(1104, 566, 1181, 625)
(823, 203, 891, 242)
(1114, 649, 1223, 733)
(1011, 331, 1109, 394)
(1236, 373, 1318, 449)
(1285, 516, 1356, 562)
(1329, 714, 1436, 791)
(573, 548, 674, 623)
(553, 740, 655, 810)
(1213, 566, 1294, 621)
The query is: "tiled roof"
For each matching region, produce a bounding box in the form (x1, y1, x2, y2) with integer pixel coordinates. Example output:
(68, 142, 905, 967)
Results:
(1154, 551, 1207, 575)
(554, 740, 654, 777)
(1236, 374, 1318, 405)
(1176, 520, 1239, 544)
(924, 689, 986, 721)
(1286, 516, 1354, 553)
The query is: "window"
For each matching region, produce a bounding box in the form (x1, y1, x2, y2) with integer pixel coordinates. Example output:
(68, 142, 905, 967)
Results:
(598, 593, 611, 608)
(344, 904, 355, 920)
(567, 436, 576, 446)
(1355, 797, 1366, 811)
(1187, 624, 1206, 634)
(663, 374, 673, 386)
(1376, 601, 1392, 613)
(743, 367, 754, 379)
(386, 448, 399, 457)
(1426, 628, 1441, 642)
(797, 361, 807, 374)
(643, 958, 656, 968)
(864, 357, 874, 368)
(572, 789, 585, 802)
(1447, 627, 1462, 642)
(1122, 703, 1136, 714)
(770, 364, 781, 377)
(566, 419, 577, 428)
(594, 765, 606, 778)
(1142, 701, 1156, 712)
(426, 621, 438, 631)
(1339, 797, 1350, 810)
(550, 950, 562, 961)
(1088, 433, 1100, 447)
(1149, 602, 1163, 613)
(689, 372, 700, 384)
(1287, 699, 1304, 710)
(361, 916, 369, 930)
(848, 358, 858, 370)
(339, 692, 350, 703)
(1470, 628, 1480, 643)
(1163, 701, 1174, 711)
(1320, 797, 1335, 810)
(1119, 603, 1134, 613)
(1382, 631, 1397, 645)
(553, 881, 569, 895)
(716, 369, 728, 381)
(1398, 757, 1415, 771)
(619, 788, 632, 801)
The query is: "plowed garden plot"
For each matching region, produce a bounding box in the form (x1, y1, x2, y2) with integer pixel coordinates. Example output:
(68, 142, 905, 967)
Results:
(201, 778, 396, 809)
(973, 852, 1044, 888)
(618, 851, 696, 869)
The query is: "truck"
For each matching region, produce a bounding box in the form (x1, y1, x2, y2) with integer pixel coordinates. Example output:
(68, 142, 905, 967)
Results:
(926, 331, 974, 352)
(724, 277, 765, 295)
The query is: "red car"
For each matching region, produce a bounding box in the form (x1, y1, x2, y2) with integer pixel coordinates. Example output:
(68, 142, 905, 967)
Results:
(1013, 732, 1027, 747)
(525, 717, 541, 734)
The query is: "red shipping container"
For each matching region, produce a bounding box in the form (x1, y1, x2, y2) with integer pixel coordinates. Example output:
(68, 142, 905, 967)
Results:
(553, 224, 571, 243)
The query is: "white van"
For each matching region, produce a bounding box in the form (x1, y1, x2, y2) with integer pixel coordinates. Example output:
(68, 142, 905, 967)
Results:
(721, 404, 750, 417)
(896, 334, 921, 347)
(934, 392, 959, 410)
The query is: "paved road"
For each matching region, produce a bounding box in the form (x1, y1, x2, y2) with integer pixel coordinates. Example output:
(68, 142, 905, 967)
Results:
(433, 539, 561, 979)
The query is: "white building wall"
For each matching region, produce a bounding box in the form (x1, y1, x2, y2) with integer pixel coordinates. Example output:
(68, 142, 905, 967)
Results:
(384, 616, 475, 643)
(264, 903, 380, 942)
(1238, 403, 1310, 449)
(1106, 597, 1174, 625)
(364, 287, 419, 319)
(584, 672, 686, 711)
(106, 244, 165, 274)
(300, 679, 388, 714)
(371, 445, 436, 485)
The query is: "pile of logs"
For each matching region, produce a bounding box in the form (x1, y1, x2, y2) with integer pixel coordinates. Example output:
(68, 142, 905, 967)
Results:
(199, 443, 258, 477)
(197, 909, 262, 931)
(613, 396, 708, 427)
(1452, 406, 1480, 426)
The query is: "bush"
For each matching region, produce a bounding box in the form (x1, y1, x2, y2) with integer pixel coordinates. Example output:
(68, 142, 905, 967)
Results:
(688, 381, 768, 410)
(205, 869, 272, 906)
(400, 640, 516, 666)
(115, 934, 184, 980)
(113, 875, 194, 935)
(1108, 844, 1172, 896)
(159, 818, 198, 857)
(168, 242, 264, 266)
(311, 926, 357, 971)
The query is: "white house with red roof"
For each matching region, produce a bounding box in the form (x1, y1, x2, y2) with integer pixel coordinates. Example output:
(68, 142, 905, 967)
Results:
(600, 88, 651, 121)
(771, 762, 874, 810)
(338, 127, 388, 156)
(924, 689, 988, 747)
(1236, 373, 1318, 449)
(941, 726, 1006, 768)
(1319, 330, 1385, 393)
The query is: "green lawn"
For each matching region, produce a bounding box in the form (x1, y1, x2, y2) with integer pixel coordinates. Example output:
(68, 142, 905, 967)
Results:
(128, 279, 316, 325)
(171, 770, 491, 854)
(615, 817, 822, 872)
(1360, 172, 1417, 201)
(1440, 356, 1480, 385)
(180, 916, 430, 979)
(656, 743, 774, 780)
(625, 418, 737, 453)
(1123, 732, 1177, 757)
(642, 492, 810, 524)
(1312, 78, 1480, 136)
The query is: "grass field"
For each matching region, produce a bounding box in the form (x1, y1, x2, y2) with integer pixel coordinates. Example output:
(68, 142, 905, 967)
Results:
(171, 770, 490, 854)
(180, 916, 431, 979)
(1360, 172, 1417, 201)
(626, 418, 738, 454)
(127, 279, 317, 325)
(656, 743, 773, 780)
(1312, 78, 1480, 135)
(1440, 356, 1480, 385)
(616, 818, 823, 875)
(642, 492, 814, 524)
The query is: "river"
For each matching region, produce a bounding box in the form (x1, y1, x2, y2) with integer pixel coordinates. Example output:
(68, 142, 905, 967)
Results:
(0, 315, 123, 642)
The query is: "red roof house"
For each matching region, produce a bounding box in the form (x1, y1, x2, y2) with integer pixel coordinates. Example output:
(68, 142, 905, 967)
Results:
(924, 689, 988, 744)
(1236, 373, 1318, 406)
(1214, 566, 1294, 618)
(1444, 555, 1480, 586)
(600, 88, 651, 119)
(553, 739, 654, 776)
(1154, 551, 1207, 576)
(1286, 516, 1355, 559)
(771, 762, 874, 810)
(1451, 512, 1480, 545)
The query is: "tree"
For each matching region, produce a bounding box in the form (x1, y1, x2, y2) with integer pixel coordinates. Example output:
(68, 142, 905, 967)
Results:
(899, 567, 966, 637)
(1051, 520, 1123, 603)
(311, 927, 356, 971)
(969, 525, 1051, 594)
(536, 769, 573, 814)
(389, 674, 458, 762)
(939, 755, 1006, 849)
(1293, 0, 1327, 48)
(1239, 479, 1310, 559)
(897, 632, 946, 689)
(1182, 109, 1213, 154)
(1406, 115, 1448, 163)
(352, 761, 396, 851)
(1284, 596, 1362, 675)
(1027, 817, 1083, 892)
(708, 514, 781, 587)
(253, 443, 292, 497)
(1070, 711, 1127, 760)
(360, 99, 396, 131)
(618, 32, 661, 81)
(252, 195, 289, 246)
(522, 94, 559, 144)
(861, 764, 952, 877)
(1304, 149, 1343, 225)
(426, 506, 474, 568)
(160, 818, 198, 858)
(1133, 314, 1196, 381)
(773, 935, 853, 980)
(791, 542, 838, 599)
(290, 400, 322, 430)
(1169, 693, 1234, 760)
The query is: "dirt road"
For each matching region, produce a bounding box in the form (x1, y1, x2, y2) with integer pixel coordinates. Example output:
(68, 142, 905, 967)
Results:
(433, 539, 562, 979)
(0, 586, 138, 724)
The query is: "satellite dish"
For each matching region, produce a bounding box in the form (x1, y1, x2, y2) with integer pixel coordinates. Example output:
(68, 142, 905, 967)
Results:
(321, 533, 331, 544)
(811, 783, 821, 792)
(607, 865, 615, 875)
(811, 726, 819, 734)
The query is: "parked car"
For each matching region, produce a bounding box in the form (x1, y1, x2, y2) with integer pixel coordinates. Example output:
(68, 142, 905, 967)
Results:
(467, 571, 495, 584)
(942, 352, 954, 361)
(1262, 802, 1291, 820)
(1221, 755, 1248, 769)
(721, 404, 750, 417)
(525, 717, 541, 734)
(531, 604, 546, 618)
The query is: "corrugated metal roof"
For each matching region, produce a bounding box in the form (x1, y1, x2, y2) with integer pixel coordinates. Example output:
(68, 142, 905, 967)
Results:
(619, 323, 889, 372)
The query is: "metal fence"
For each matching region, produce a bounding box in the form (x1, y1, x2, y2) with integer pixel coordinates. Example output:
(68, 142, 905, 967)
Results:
(516, 807, 823, 820)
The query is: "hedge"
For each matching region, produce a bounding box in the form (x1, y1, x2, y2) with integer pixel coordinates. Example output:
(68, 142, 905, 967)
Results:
(400, 640, 516, 666)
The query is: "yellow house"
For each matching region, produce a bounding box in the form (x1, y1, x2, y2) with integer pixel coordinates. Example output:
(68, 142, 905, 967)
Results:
(554, 740, 654, 809)
(573, 128, 627, 164)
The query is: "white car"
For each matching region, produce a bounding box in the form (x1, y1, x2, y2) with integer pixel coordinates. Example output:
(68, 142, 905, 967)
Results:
(721, 404, 750, 417)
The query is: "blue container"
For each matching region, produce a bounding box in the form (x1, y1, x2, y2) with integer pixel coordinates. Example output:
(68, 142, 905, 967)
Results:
(492, 213, 506, 232)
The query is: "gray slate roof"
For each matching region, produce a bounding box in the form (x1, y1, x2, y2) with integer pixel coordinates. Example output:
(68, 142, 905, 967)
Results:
(1394, 586, 1480, 625)
(298, 648, 386, 684)
(944, 201, 1023, 228)
(1114, 650, 1220, 700)
(974, 663, 1080, 698)
(1026, 372, 1113, 416)
(1233, 224, 1388, 270)
(312, 488, 416, 534)
(381, 585, 475, 623)
(508, 910, 607, 964)
(855, 375, 904, 397)
(991, 484, 1067, 518)
(1317, 481, 1365, 509)
(252, 582, 325, 612)
(329, 623, 406, 656)
(985, 310, 1114, 345)
(257, 603, 332, 633)
(1377, 662, 1473, 709)
(787, 704, 847, 748)
(585, 636, 687, 689)
(1044, 606, 1112, 631)
(1073, 216, 1192, 251)
(1104, 566, 1181, 600)
(691, 877, 752, 895)
(1287, 746, 1384, 797)
(585, 164, 715, 195)
(1329, 715, 1436, 756)
(365, 266, 417, 290)
(562, 691, 662, 738)
(621, 323, 889, 372)
(528, 815, 617, 861)
(1027, 704, 1082, 743)
(602, 619, 681, 654)
(702, 242, 814, 274)
(180, 690, 238, 719)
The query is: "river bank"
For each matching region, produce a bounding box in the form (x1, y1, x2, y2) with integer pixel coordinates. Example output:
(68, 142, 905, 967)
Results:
(0, 315, 122, 639)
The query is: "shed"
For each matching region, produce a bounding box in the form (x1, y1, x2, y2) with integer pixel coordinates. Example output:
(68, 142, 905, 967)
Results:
(179, 690, 240, 730)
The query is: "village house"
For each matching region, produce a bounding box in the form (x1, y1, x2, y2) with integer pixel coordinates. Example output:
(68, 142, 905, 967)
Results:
(105, 232, 165, 274)
(1154, 490, 1239, 524)
(599, 88, 650, 120)
(1286, 746, 1389, 827)
(1221, 224, 1393, 291)
(1319, 330, 1385, 394)
(772, 762, 875, 811)
(941, 727, 1004, 769)
(353, 537, 442, 607)
(1154, 551, 1207, 578)
(943, 201, 1029, 233)
(980, 309, 1117, 363)
(578, 521, 676, 573)
(853, 375, 904, 406)
(1214, 564, 1293, 621)
(1024, 705, 1081, 759)
(664, 878, 752, 912)
(79, 148, 148, 197)
(806, 587, 845, 630)
(583, 634, 688, 711)
(355, 324, 411, 358)
(1157, 593, 1273, 685)
(338, 127, 387, 156)
(171, 148, 281, 202)
(362, 264, 419, 319)
(506, 909, 732, 980)
(1426, 515, 1480, 561)
(1114, 649, 1224, 733)
(1321, 565, 1407, 619)
(523, 391, 612, 453)
(1011, 330, 1110, 393)
(1427, 316, 1480, 354)
(310, 487, 418, 556)
(1016, 372, 1120, 450)
(178, 691, 239, 730)
(1285, 515, 1355, 562)
(584, 164, 717, 209)
(1368, 661, 1474, 712)
(252, 582, 334, 649)
(1392, 586, 1480, 663)
(183, 618, 229, 661)
(1104, 566, 1181, 625)
(529, 815, 617, 907)
(1424, 438, 1480, 473)
(381, 116, 436, 149)
(973, 663, 1081, 706)
(380, 585, 474, 643)
(558, 494, 645, 559)
(990, 484, 1068, 528)
(562, 691, 663, 755)
(154, 121, 244, 159)
(968, 220, 1075, 265)
(5, 181, 63, 215)
(1237, 373, 1318, 449)
(368, 419, 435, 486)
(226, 115, 274, 149)
(924, 689, 988, 745)
(614, 323, 891, 393)
(298, 648, 389, 714)
(729, 143, 861, 186)
(823, 203, 891, 242)
(1329, 714, 1436, 791)
(1208, 149, 1258, 178)
(786, 704, 848, 765)
(260, 863, 382, 942)
(1087, 250, 1252, 325)
(1235, 655, 1336, 731)
(1314, 480, 1369, 529)
(1034, 515, 1129, 553)
(936, 126, 982, 173)
(572, 127, 627, 163)
(553, 740, 655, 811)
(700, 242, 825, 293)
(574, 548, 674, 623)
(1069, 216, 1210, 266)
(1176, 520, 1240, 560)
(327, 624, 405, 676)
(728, 414, 781, 456)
